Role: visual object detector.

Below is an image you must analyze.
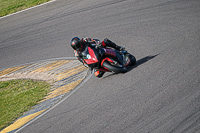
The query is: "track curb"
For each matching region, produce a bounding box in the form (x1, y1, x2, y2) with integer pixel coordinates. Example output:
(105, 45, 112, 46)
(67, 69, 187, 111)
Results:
(0, 57, 89, 133)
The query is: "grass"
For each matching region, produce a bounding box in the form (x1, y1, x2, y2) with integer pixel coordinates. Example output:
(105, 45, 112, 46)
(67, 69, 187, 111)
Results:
(0, 79, 51, 131)
(0, 0, 51, 17)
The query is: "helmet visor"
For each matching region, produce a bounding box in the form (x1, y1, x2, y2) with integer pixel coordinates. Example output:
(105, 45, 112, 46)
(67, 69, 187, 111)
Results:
(71, 40, 81, 51)
(75, 42, 81, 51)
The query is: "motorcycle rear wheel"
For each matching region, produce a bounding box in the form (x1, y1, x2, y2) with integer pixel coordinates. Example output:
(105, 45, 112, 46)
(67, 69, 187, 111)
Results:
(128, 54, 136, 66)
(102, 61, 127, 73)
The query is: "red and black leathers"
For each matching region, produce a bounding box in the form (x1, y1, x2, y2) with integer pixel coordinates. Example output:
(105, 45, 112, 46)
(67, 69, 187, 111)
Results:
(74, 38, 123, 78)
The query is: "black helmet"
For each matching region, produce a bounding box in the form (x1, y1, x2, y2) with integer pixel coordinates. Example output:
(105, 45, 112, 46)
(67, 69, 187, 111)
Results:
(70, 37, 81, 50)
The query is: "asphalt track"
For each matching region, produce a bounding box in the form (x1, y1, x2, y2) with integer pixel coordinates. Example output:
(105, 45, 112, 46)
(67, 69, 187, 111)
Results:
(0, 0, 200, 132)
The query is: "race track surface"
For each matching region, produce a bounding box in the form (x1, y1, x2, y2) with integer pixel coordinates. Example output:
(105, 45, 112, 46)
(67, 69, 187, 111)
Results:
(0, 0, 200, 132)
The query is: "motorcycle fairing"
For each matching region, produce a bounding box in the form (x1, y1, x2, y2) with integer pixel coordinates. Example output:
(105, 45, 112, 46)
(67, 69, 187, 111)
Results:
(83, 46, 99, 68)
(101, 57, 113, 67)
(100, 57, 114, 72)
(101, 48, 123, 65)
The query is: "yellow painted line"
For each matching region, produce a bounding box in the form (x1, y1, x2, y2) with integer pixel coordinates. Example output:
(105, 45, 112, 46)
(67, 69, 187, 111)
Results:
(30, 60, 69, 73)
(39, 79, 83, 103)
(0, 109, 46, 133)
(54, 64, 83, 76)
(56, 65, 87, 81)
(30, 60, 71, 73)
(0, 65, 28, 76)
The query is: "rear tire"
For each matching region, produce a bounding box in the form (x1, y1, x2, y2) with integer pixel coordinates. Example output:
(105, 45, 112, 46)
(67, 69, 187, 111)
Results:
(128, 54, 136, 66)
(102, 61, 127, 73)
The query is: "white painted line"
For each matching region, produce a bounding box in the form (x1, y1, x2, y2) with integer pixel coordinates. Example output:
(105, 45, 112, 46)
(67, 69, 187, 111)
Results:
(0, 0, 56, 20)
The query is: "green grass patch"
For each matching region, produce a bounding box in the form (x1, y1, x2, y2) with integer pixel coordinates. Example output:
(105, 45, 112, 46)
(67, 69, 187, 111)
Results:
(0, 0, 51, 17)
(0, 79, 51, 130)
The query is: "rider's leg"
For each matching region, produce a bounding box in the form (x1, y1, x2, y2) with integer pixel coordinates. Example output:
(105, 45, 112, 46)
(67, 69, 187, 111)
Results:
(102, 38, 125, 51)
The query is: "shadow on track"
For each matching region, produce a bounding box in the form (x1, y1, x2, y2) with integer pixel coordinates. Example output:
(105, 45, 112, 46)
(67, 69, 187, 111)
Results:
(102, 54, 160, 79)
(127, 53, 160, 72)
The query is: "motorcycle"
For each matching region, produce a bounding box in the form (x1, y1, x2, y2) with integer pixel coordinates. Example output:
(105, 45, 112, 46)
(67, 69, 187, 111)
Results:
(80, 39, 136, 74)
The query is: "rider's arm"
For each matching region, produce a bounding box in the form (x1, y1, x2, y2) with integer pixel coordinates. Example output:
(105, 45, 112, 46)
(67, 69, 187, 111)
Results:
(74, 50, 83, 63)
(82, 38, 100, 49)
(74, 50, 83, 62)
(74, 50, 89, 68)
(99, 38, 125, 51)
(82, 37, 97, 44)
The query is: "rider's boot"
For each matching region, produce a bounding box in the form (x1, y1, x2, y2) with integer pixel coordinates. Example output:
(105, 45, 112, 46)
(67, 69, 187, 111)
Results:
(94, 69, 105, 78)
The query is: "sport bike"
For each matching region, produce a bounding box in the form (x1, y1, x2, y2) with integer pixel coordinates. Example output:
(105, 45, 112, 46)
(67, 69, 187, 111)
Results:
(81, 42, 136, 74)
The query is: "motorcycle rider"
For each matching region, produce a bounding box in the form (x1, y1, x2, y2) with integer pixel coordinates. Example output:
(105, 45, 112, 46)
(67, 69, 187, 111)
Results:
(70, 37, 125, 78)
